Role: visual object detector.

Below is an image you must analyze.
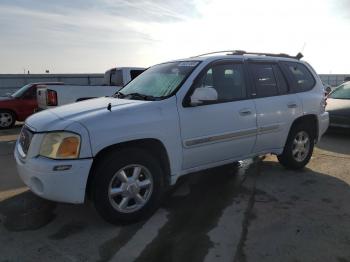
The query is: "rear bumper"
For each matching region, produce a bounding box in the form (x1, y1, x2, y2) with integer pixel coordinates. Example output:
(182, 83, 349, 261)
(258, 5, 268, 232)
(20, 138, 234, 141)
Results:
(318, 112, 329, 141)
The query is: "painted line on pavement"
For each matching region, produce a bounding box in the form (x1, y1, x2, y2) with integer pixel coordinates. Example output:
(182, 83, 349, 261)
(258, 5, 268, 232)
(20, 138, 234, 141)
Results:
(111, 209, 169, 262)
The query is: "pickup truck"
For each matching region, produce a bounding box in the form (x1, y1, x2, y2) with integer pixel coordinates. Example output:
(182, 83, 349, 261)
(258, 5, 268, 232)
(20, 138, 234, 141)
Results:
(37, 67, 145, 109)
(0, 82, 63, 129)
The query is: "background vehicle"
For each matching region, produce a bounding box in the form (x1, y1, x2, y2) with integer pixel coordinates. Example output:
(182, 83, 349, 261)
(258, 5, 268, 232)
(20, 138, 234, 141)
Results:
(37, 67, 145, 109)
(15, 51, 329, 223)
(0, 82, 63, 129)
(326, 81, 350, 128)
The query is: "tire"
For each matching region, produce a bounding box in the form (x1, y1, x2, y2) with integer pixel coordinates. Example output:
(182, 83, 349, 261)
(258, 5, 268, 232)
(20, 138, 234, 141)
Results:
(277, 123, 315, 169)
(0, 110, 15, 129)
(92, 148, 164, 224)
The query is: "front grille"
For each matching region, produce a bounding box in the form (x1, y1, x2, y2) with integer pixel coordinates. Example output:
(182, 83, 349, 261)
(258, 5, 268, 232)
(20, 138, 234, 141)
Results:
(19, 126, 34, 156)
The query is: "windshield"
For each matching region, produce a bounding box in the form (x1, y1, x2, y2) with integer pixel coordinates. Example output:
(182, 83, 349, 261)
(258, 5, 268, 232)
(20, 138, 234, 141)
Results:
(329, 82, 350, 99)
(11, 84, 33, 98)
(119, 61, 200, 99)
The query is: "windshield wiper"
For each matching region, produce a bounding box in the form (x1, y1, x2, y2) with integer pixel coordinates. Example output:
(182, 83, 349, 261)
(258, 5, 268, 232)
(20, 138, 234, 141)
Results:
(114, 91, 125, 98)
(114, 91, 160, 101)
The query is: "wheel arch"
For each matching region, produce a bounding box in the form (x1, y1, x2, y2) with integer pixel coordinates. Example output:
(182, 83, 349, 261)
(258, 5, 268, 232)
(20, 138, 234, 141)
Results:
(86, 138, 171, 199)
(288, 114, 319, 141)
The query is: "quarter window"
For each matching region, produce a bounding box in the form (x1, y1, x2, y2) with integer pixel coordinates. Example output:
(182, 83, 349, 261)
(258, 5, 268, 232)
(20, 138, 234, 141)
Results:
(282, 62, 315, 92)
(195, 63, 246, 102)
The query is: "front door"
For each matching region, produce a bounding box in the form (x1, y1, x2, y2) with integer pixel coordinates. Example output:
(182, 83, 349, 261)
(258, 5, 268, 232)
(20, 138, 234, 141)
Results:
(18, 85, 38, 118)
(177, 61, 257, 170)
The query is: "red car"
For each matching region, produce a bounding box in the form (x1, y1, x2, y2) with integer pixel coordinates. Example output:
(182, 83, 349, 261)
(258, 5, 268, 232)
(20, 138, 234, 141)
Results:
(0, 82, 63, 129)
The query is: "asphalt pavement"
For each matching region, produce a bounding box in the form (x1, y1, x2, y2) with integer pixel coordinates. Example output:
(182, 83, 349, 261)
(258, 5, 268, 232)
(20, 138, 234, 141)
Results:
(0, 128, 349, 262)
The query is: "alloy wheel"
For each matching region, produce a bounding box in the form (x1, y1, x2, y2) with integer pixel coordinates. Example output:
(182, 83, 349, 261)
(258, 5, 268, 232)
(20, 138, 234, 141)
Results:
(108, 164, 154, 213)
(292, 131, 310, 162)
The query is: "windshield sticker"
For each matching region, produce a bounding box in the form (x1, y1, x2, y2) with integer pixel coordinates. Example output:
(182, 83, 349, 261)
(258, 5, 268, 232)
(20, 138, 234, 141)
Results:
(178, 61, 199, 67)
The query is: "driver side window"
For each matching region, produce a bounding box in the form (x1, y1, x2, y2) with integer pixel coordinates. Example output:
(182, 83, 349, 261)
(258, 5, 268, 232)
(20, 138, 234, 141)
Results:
(197, 63, 247, 102)
(23, 86, 36, 99)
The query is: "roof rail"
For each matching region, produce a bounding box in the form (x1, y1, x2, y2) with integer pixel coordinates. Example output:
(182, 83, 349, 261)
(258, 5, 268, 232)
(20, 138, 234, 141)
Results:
(193, 50, 304, 60)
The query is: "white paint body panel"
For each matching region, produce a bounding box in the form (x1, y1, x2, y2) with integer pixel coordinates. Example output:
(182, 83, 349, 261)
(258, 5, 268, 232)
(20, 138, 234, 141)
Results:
(253, 93, 303, 152)
(178, 99, 257, 169)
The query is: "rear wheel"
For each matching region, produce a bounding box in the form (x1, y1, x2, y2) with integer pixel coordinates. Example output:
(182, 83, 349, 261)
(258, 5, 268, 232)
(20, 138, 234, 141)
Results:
(0, 110, 15, 129)
(92, 148, 164, 224)
(278, 124, 315, 169)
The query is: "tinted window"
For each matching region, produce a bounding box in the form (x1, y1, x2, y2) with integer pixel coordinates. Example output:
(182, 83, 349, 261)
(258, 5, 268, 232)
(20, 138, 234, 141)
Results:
(282, 62, 315, 92)
(130, 70, 144, 80)
(196, 63, 246, 102)
(23, 86, 37, 99)
(250, 64, 278, 97)
(110, 69, 124, 86)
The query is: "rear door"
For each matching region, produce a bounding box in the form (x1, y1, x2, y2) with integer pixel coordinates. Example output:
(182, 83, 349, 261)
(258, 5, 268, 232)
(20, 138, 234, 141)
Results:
(248, 61, 303, 152)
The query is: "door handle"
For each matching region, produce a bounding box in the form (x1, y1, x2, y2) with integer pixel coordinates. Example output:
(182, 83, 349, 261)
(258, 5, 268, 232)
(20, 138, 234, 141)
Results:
(287, 103, 298, 109)
(239, 109, 252, 116)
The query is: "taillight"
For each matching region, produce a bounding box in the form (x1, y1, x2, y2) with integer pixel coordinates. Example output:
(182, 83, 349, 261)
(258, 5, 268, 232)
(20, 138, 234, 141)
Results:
(47, 89, 57, 106)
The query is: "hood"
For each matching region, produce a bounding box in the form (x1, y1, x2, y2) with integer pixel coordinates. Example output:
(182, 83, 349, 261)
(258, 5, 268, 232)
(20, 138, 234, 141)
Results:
(327, 98, 350, 117)
(25, 97, 148, 131)
(49, 97, 146, 120)
(0, 96, 13, 102)
(25, 109, 72, 132)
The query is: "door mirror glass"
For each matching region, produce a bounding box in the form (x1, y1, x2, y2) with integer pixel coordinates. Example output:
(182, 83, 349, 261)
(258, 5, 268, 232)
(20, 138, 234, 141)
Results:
(190, 86, 218, 106)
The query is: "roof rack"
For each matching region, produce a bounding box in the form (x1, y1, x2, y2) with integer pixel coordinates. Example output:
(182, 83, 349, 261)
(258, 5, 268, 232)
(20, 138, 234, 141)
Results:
(193, 50, 303, 60)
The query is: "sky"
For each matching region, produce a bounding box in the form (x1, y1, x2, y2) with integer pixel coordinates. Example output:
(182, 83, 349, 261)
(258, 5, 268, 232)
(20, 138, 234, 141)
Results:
(0, 0, 349, 74)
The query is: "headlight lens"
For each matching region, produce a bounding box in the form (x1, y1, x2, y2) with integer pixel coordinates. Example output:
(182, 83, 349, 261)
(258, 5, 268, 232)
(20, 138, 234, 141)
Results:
(39, 132, 81, 159)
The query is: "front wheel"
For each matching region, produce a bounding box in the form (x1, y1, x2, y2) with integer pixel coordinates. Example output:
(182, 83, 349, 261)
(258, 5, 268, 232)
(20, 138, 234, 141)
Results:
(92, 148, 164, 224)
(278, 124, 315, 169)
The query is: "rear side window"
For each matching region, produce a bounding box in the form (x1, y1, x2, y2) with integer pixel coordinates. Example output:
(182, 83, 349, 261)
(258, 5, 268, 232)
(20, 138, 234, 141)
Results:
(250, 64, 278, 98)
(282, 62, 315, 92)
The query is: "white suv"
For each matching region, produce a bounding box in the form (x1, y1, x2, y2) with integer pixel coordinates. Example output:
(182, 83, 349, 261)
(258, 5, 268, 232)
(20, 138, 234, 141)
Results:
(15, 51, 329, 223)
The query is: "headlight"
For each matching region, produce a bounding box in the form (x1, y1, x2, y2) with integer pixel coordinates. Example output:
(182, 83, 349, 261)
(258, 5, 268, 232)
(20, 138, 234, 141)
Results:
(39, 132, 81, 159)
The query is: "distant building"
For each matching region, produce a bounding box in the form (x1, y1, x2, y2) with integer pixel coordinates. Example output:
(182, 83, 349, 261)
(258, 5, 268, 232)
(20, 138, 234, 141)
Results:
(319, 74, 350, 87)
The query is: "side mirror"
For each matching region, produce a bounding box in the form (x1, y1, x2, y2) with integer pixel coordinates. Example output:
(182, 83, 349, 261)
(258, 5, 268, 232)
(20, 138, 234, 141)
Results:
(190, 86, 218, 106)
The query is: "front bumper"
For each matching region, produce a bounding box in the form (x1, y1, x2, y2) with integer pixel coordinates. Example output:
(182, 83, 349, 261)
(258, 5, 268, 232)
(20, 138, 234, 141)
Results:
(318, 112, 329, 141)
(15, 144, 93, 204)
